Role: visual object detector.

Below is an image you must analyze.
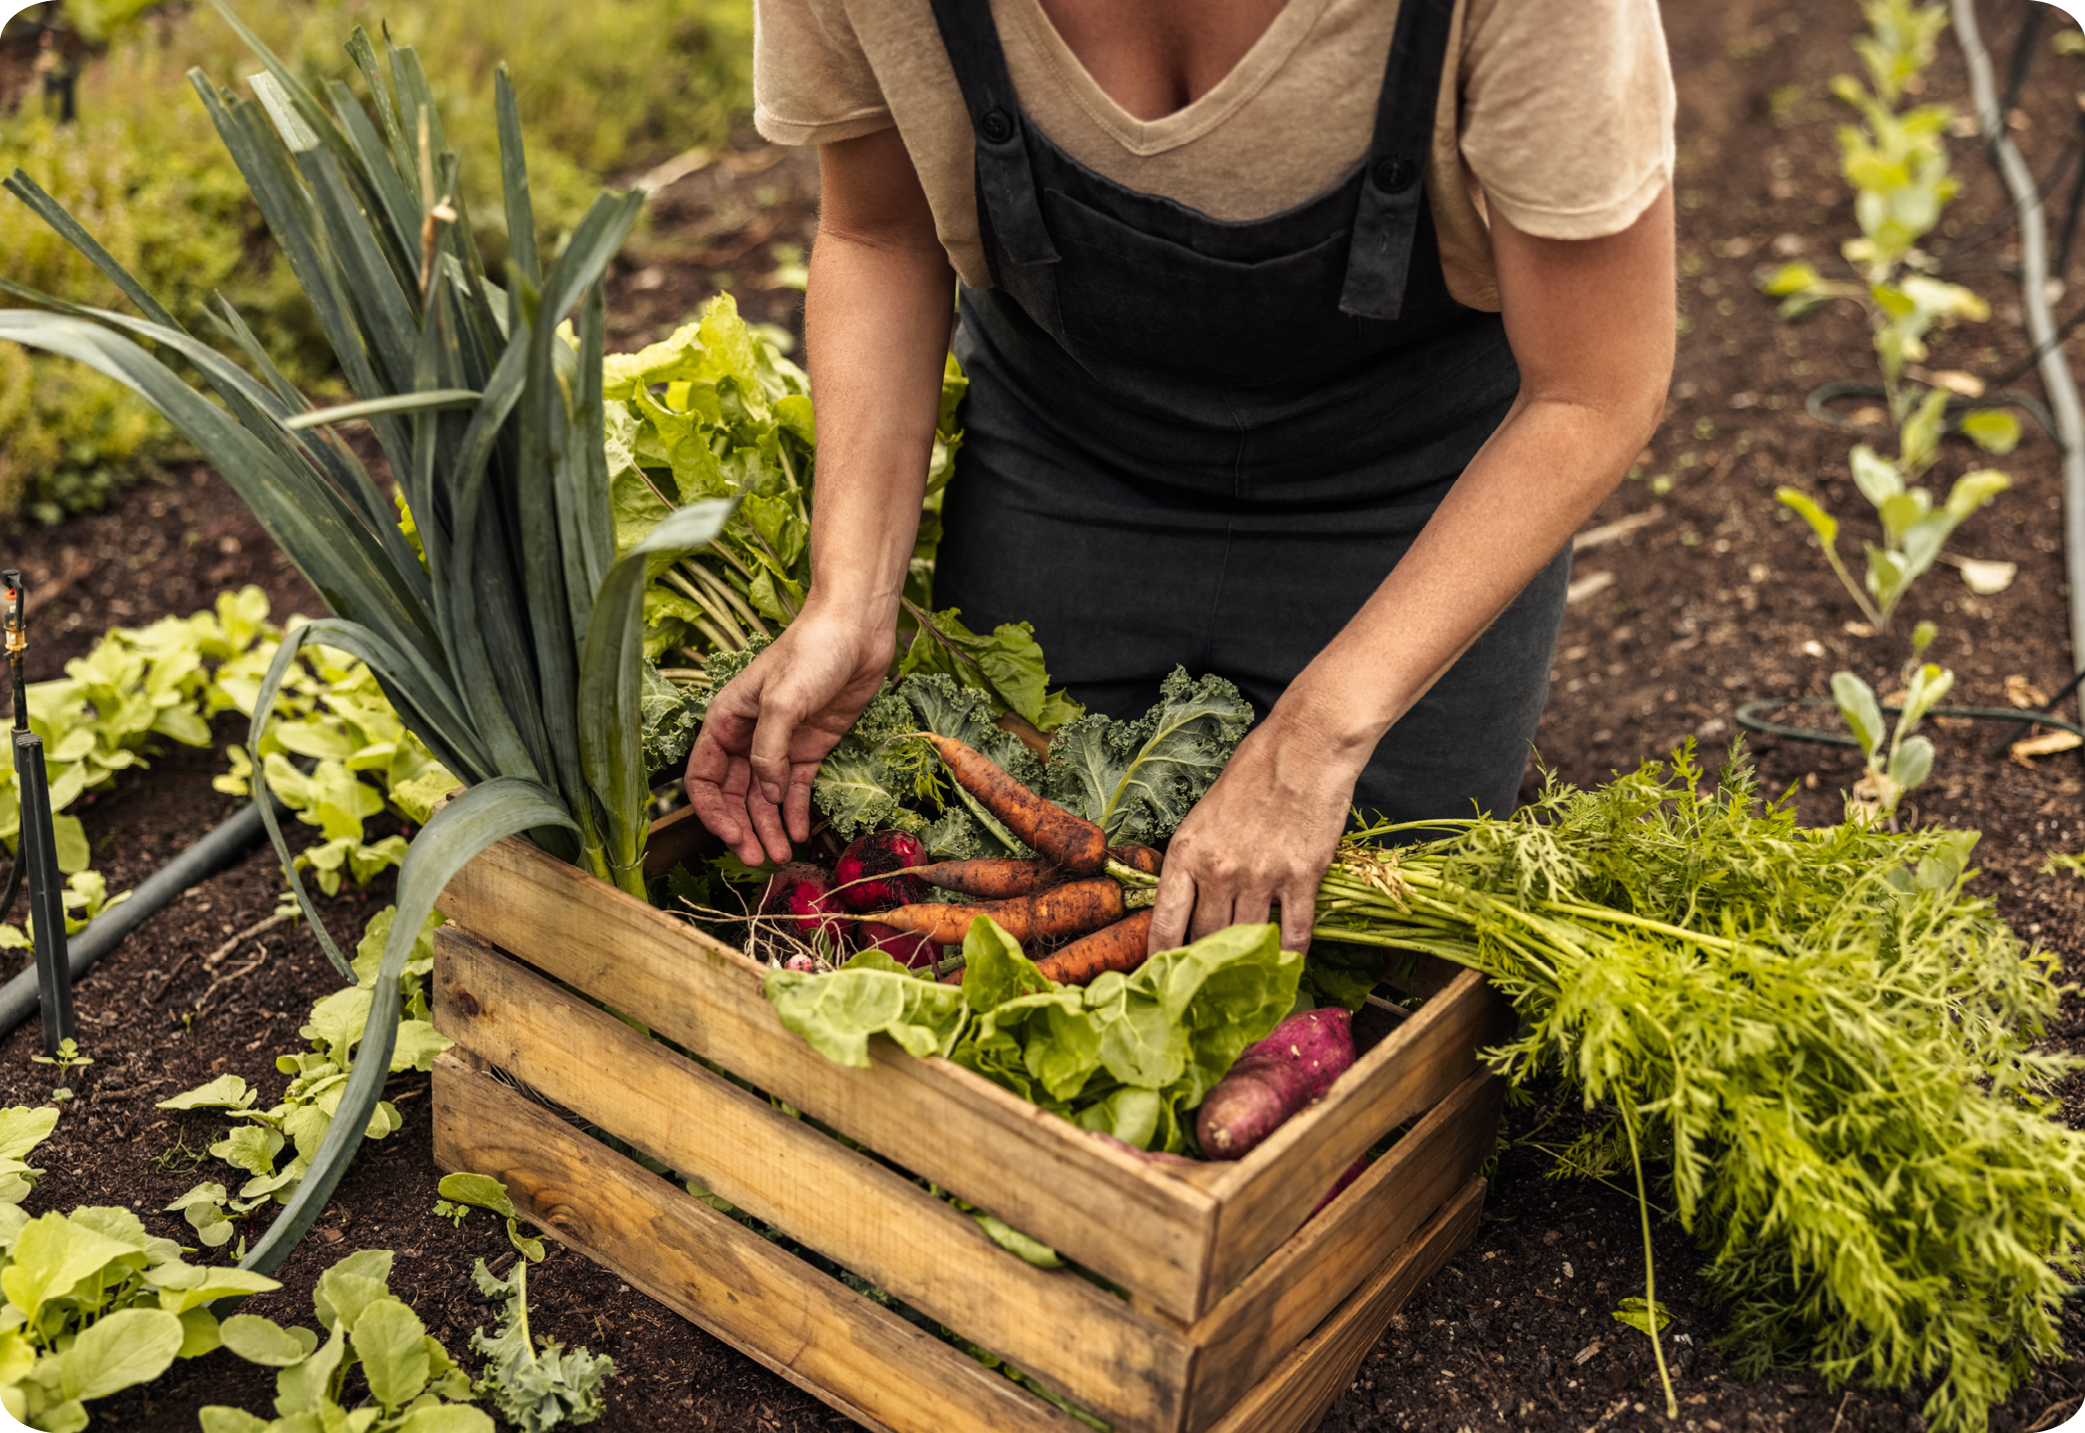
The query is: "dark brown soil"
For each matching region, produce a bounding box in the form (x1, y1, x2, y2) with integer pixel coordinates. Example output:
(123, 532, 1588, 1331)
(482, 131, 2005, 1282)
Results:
(3, 2, 2084, 1432)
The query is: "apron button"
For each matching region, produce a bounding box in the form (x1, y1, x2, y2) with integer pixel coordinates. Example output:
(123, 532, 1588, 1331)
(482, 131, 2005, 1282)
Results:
(981, 107, 1015, 144)
(1372, 156, 1416, 192)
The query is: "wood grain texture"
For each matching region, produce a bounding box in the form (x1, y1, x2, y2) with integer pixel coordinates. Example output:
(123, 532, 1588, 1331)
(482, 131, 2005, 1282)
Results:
(1202, 1179, 1488, 1433)
(433, 1053, 1084, 1433)
(434, 927, 1190, 1433)
(1180, 1070, 1501, 1430)
(1197, 969, 1513, 1306)
(438, 833, 1220, 1320)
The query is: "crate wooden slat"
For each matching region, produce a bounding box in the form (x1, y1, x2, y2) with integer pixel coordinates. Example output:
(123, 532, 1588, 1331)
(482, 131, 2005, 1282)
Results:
(433, 927, 1501, 1432)
(434, 1051, 1486, 1433)
(437, 834, 1508, 1323)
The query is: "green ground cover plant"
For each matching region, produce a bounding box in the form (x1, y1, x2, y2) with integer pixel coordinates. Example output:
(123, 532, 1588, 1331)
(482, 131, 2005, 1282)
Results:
(1, 588, 453, 954)
(159, 906, 451, 1252)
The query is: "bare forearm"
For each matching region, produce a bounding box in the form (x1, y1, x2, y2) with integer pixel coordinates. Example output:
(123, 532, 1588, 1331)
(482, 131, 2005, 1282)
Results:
(800, 161, 957, 630)
(1277, 188, 1676, 761)
(1279, 394, 1653, 757)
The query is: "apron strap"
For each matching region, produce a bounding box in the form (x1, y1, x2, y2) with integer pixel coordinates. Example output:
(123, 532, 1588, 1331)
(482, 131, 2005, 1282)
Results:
(924, 0, 1060, 267)
(1340, 0, 1458, 321)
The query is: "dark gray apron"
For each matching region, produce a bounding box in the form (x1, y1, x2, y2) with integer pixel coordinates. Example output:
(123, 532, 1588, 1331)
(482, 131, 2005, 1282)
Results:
(926, 0, 1571, 825)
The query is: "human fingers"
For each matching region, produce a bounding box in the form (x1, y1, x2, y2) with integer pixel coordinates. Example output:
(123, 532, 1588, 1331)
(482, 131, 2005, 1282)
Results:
(746, 779, 794, 865)
(1278, 872, 1317, 956)
(747, 682, 812, 808)
(785, 764, 819, 844)
(1147, 865, 1196, 953)
(712, 754, 770, 867)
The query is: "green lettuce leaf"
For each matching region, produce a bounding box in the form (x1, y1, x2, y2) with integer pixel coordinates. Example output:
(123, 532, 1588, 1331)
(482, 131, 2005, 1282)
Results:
(1042, 668, 1253, 846)
(768, 916, 1299, 1153)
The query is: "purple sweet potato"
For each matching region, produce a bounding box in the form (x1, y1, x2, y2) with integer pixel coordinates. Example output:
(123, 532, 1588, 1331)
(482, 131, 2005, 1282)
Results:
(834, 830, 931, 912)
(1307, 1155, 1369, 1221)
(760, 861, 845, 943)
(1195, 1007, 1356, 1160)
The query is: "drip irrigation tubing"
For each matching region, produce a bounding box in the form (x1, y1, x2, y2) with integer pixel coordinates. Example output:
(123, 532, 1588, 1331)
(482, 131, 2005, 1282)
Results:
(1802, 379, 2063, 446)
(0, 788, 287, 1041)
(1735, 691, 2085, 752)
(1954, 0, 2085, 686)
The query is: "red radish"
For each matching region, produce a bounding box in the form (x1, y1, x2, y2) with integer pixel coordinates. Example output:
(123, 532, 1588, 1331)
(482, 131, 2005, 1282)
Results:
(834, 830, 930, 912)
(783, 954, 819, 973)
(1195, 1008, 1356, 1160)
(760, 862, 845, 943)
(852, 920, 939, 970)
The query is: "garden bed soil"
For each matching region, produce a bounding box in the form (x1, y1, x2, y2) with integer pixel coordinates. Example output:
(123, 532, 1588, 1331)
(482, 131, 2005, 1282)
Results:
(1, 1, 2084, 1430)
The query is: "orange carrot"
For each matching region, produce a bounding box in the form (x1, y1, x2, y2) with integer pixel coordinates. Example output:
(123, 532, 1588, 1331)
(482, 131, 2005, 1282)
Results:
(917, 733, 1108, 873)
(911, 858, 1054, 900)
(1033, 911, 1156, 985)
(1109, 844, 1162, 876)
(872, 878, 1125, 945)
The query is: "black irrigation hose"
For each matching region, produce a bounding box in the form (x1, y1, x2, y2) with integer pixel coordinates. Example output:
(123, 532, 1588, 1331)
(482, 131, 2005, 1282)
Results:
(0, 789, 287, 1041)
(1804, 380, 2065, 450)
(1735, 695, 2085, 750)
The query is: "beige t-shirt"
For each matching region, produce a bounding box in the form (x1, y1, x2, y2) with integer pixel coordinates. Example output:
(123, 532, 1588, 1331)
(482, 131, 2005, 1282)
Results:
(752, 0, 1675, 311)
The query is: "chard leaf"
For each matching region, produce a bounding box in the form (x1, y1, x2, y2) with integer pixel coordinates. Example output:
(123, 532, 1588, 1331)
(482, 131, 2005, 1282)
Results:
(1042, 669, 1253, 846)
(897, 607, 1084, 732)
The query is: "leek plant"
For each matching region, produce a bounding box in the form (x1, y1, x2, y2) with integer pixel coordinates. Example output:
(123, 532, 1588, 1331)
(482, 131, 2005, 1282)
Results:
(0, 5, 729, 1273)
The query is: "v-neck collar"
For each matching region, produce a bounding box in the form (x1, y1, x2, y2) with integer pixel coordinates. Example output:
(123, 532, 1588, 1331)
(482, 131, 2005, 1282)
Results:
(999, 0, 1334, 158)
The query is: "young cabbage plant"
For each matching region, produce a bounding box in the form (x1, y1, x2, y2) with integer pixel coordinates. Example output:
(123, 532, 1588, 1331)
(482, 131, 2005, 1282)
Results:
(0, 5, 729, 1274)
(1832, 660, 1953, 824)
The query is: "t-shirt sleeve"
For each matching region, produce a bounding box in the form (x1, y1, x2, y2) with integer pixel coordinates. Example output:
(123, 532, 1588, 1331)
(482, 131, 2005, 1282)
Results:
(753, 0, 897, 145)
(1456, 0, 1676, 240)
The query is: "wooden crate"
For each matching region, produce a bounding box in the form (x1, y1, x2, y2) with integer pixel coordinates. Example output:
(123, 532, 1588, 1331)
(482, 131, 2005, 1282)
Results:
(432, 834, 1512, 1433)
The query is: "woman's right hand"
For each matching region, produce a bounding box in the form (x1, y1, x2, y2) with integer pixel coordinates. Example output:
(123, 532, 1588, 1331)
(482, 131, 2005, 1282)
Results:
(685, 603, 895, 866)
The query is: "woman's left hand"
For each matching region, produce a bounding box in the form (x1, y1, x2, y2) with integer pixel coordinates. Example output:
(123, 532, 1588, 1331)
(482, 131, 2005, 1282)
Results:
(1145, 704, 1368, 957)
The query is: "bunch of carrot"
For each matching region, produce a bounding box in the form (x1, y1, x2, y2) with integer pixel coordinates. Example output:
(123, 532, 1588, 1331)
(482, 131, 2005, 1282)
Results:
(860, 733, 1164, 985)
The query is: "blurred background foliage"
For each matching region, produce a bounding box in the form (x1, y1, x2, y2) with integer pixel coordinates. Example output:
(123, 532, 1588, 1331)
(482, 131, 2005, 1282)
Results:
(0, 0, 755, 522)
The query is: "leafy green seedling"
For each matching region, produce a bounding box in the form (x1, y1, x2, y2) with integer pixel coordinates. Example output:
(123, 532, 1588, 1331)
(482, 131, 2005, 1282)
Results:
(2042, 852, 2084, 880)
(470, 1257, 615, 1431)
(1612, 1297, 1674, 1337)
(1759, 0, 2015, 633)
(30, 1038, 92, 1071)
(201, 1247, 486, 1432)
(0, 1200, 279, 1430)
(437, 1172, 545, 1263)
(1833, 662, 1953, 823)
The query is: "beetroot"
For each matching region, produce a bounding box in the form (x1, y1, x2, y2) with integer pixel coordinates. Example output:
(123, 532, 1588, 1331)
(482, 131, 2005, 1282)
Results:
(852, 920, 940, 970)
(1195, 1007, 1356, 1160)
(834, 830, 930, 912)
(760, 861, 845, 943)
